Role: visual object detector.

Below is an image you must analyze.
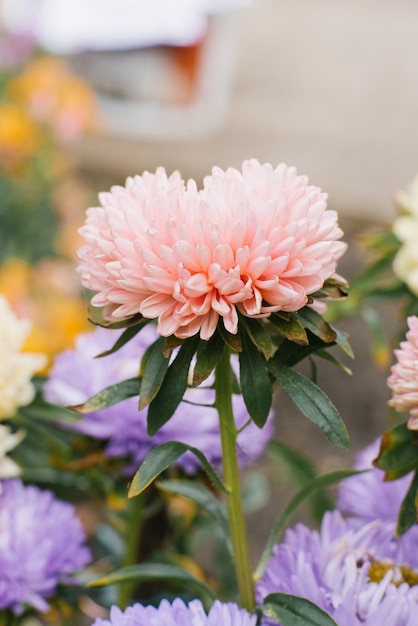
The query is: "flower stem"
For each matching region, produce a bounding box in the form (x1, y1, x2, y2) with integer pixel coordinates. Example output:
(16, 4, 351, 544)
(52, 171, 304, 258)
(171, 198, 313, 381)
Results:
(118, 492, 145, 608)
(215, 348, 255, 612)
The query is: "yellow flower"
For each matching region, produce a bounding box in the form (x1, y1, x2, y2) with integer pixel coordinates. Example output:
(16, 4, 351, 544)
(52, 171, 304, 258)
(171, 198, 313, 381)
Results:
(0, 103, 40, 171)
(8, 57, 98, 142)
(0, 258, 91, 370)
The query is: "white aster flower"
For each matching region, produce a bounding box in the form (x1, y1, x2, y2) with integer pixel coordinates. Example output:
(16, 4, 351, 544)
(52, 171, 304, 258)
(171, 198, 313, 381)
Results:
(0, 296, 47, 419)
(393, 175, 418, 295)
(0, 424, 24, 479)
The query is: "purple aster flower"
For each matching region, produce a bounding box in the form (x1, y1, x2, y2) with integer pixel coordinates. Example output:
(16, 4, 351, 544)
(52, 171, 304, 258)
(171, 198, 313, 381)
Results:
(337, 437, 413, 525)
(0, 479, 91, 614)
(91, 598, 257, 626)
(44, 325, 274, 475)
(256, 510, 418, 625)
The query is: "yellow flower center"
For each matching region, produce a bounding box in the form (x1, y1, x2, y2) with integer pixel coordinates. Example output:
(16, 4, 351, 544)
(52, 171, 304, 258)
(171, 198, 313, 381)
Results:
(368, 561, 418, 587)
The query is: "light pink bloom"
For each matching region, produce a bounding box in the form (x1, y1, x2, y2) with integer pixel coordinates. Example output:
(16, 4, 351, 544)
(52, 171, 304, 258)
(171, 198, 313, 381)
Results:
(77, 160, 346, 340)
(387, 316, 418, 428)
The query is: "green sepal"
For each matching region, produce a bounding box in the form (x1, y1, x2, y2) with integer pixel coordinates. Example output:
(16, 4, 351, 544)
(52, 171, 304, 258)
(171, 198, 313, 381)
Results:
(396, 470, 418, 537)
(239, 317, 275, 359)
(70, 378, 140, 413)
(374, 423, 418, 477)
(268, 362, 349, 449)
(147, 335, 199, 435)
(128, 441, 226, 497)
(269, 313, 309, 345)
(192, 333, 225, 387)
(218, 324, 242, 352)
(238, 330, 272, 428)
(259, 593, 339, 626)
(296, 307, 337, 343)
(87, 311, 144, 330)
(139, 337, 169, 409)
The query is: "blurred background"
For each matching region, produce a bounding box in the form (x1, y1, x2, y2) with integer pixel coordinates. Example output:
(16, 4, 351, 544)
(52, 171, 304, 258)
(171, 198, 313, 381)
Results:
(0, 0, 417, 552)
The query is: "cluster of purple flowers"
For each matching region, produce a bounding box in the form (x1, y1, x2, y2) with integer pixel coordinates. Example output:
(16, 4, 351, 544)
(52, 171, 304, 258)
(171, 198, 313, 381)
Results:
(0, 479, 91, 615)
(44, 324, 274, 475)
(92, 598, 257, 626)
(255, 437, 418, 625)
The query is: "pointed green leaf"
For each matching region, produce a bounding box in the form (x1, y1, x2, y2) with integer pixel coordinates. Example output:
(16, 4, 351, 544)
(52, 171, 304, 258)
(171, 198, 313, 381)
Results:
(260, 593, 338, 626)
(297, 307, 337, 343)
(254, 469, 364, 580)
(70, 378, 140, 414)
(268, 440, 333, 522)
(147, 336, 199, 435)
(240, 317, 275, 359)
(269, 362, 349, 449)
(192, 333, 225, 387)
(239, 331, 272, 427)
(374, 423, 418, 476)
(128, 441, 226, 497)
(139, 337, 169, 409)
(315, 349, 353, 376)
(88, 562, 216, 603)
(95, 319, 151, 357)
(157, 479, 230, 545)
(333, 328, 354, 359)
(396, 471, 418, 537)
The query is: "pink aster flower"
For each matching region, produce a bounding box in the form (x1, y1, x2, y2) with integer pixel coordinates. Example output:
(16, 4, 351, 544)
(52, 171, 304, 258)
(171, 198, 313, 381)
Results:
(77, 160, 346, 340)
(387, 316, 418, 428)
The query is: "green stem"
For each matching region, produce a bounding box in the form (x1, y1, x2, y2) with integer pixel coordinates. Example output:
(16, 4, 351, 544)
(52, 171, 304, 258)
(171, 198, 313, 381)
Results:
(215, 349, 255, 612)
(118, 492, 145, 608)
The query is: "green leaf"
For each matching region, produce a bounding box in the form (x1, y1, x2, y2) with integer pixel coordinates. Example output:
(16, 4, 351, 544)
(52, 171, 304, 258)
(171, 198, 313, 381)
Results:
(268, 440, 333, 522)
(240, 317, 275, 359)
(95, 319, 151, 357)
(157, 479, 230, 546)
(139, 337, 169, 409)
(361, 307, 390, 369)
(128, 441, 226, 497)
(269, 314, 309, 345)
(147, 336, 199, 435)
(272, 333, 330, 368)
(396, 471, 418, 537)
(239, 331, 272, 427)
(88, 562, 216, 603)
(70, 378, 140, 413)
(260, 593, 339, 626)
(192, 334, 225, 387)
(374, 423, 418, 477)
(333, 328, 354, 359)
(297, 307, 337, 343)
(254, 469, 364, 580)
(269, 362, 349, 449)
(350, 253, 397, 294)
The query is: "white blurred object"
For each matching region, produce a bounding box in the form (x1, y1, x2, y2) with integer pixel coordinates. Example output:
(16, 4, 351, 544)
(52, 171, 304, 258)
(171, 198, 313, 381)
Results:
(1, 0, 247, 139)
(1, 0, 248, 51)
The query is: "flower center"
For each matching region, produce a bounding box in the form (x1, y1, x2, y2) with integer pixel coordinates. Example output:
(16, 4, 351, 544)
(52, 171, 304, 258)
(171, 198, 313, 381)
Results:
(368, 561, 418, 587)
